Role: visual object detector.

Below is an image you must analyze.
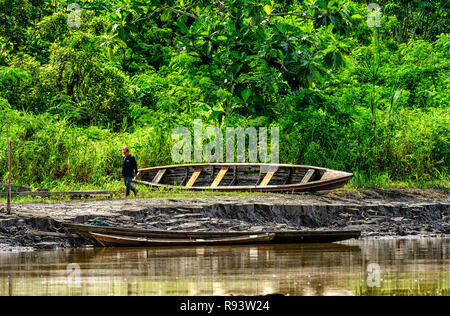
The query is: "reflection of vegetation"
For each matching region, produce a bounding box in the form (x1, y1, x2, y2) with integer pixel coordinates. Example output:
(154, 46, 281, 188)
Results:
(2, 268, 449, 296)
(0, 1, 448, 189)
(1, 240, 449, 296)
(354, 273, 450, 296)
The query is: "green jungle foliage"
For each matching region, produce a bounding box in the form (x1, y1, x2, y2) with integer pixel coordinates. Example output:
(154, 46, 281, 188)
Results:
(0, 0, 448, 189)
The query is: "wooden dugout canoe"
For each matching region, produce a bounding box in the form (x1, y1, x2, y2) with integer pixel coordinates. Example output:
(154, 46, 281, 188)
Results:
(64, 223, 361, 246)
(89, 232, 275, 247)
(132, 163, 353, 192)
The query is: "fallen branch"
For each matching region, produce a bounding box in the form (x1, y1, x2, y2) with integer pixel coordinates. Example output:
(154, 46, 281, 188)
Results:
(0, 190, 115, 197)
(268, 12, 314, 19)
(0, 183, 33, 192)
(163, 6, 199, 20)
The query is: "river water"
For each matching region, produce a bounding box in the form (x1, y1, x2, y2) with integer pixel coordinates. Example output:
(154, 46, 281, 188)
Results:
(0, 238, 448, 296)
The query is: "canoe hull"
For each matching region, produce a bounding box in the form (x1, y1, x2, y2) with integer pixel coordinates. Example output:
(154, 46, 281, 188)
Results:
(89, 232, 275, 247)
(133, 163, 353, 192)
(64, 224, 361, 247)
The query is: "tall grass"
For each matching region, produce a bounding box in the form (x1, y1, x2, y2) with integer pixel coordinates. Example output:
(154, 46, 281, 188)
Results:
(0, 105, 448, 191)
(0, 108, 174, 189)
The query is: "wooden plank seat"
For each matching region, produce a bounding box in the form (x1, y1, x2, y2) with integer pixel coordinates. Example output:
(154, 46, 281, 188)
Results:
(259, 171, 275, 186)
(301, 169, 315, 184)
(211, 167, 229, 188)
(186, 167, 203, 188)
(152, 168, 167, 184)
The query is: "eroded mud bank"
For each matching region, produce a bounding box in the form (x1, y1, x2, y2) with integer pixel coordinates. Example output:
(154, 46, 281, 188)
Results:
(0, 189, 448, 251)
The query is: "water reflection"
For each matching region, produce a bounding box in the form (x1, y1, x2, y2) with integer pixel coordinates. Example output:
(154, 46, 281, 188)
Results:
(0, 238, 448, 296)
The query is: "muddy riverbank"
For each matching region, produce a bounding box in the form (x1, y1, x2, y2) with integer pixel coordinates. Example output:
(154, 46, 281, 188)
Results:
(0, 189, 448, 251)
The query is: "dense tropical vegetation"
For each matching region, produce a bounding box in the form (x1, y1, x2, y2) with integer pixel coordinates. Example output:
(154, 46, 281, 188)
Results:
(0, 0, 448, 190)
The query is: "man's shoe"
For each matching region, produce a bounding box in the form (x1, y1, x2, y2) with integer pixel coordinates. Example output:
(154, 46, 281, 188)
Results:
(133, 188, 138, 196)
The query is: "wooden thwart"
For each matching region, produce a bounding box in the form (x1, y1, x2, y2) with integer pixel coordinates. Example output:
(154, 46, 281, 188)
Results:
(259, 171, 275, 186)
(152, 169, 166, 184)
(301, 169, 315, 184)
(186, 167, 202, 188)
(211, 167, 229, 187)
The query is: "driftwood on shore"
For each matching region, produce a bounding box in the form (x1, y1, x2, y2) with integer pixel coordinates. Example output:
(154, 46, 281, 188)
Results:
(0, 183, 115, 198)
(0, 190, 115, 197)
(0, 183, 34, 192)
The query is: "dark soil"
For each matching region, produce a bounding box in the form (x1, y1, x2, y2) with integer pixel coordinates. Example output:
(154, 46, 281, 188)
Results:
(0, 189, 448, 251)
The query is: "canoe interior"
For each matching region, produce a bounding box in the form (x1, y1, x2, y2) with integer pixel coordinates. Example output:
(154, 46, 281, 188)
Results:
(139, 165, 325, 187)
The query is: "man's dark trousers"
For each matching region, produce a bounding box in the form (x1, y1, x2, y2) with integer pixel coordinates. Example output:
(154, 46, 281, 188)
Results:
(124, 176, 137, 197)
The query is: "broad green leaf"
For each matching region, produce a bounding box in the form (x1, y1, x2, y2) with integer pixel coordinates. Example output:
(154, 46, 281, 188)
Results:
(174, 22, 189, 34)
(115, 38, 127, 49)
(232, 96, 244, 104)
(241, 89, 252, 102)
(195, 6, 201, 17)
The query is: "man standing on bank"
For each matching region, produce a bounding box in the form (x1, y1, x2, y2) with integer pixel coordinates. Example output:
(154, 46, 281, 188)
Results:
(121, 146, 138, 197)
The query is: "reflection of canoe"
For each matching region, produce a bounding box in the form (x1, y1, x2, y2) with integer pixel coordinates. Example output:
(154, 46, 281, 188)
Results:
(133, 163, 352, 192)
(89, 232, 275, 247)
(64, 223, 361, 247)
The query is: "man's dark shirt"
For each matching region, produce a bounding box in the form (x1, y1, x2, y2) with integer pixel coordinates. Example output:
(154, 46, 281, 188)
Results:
(122, 155, 138, 178)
